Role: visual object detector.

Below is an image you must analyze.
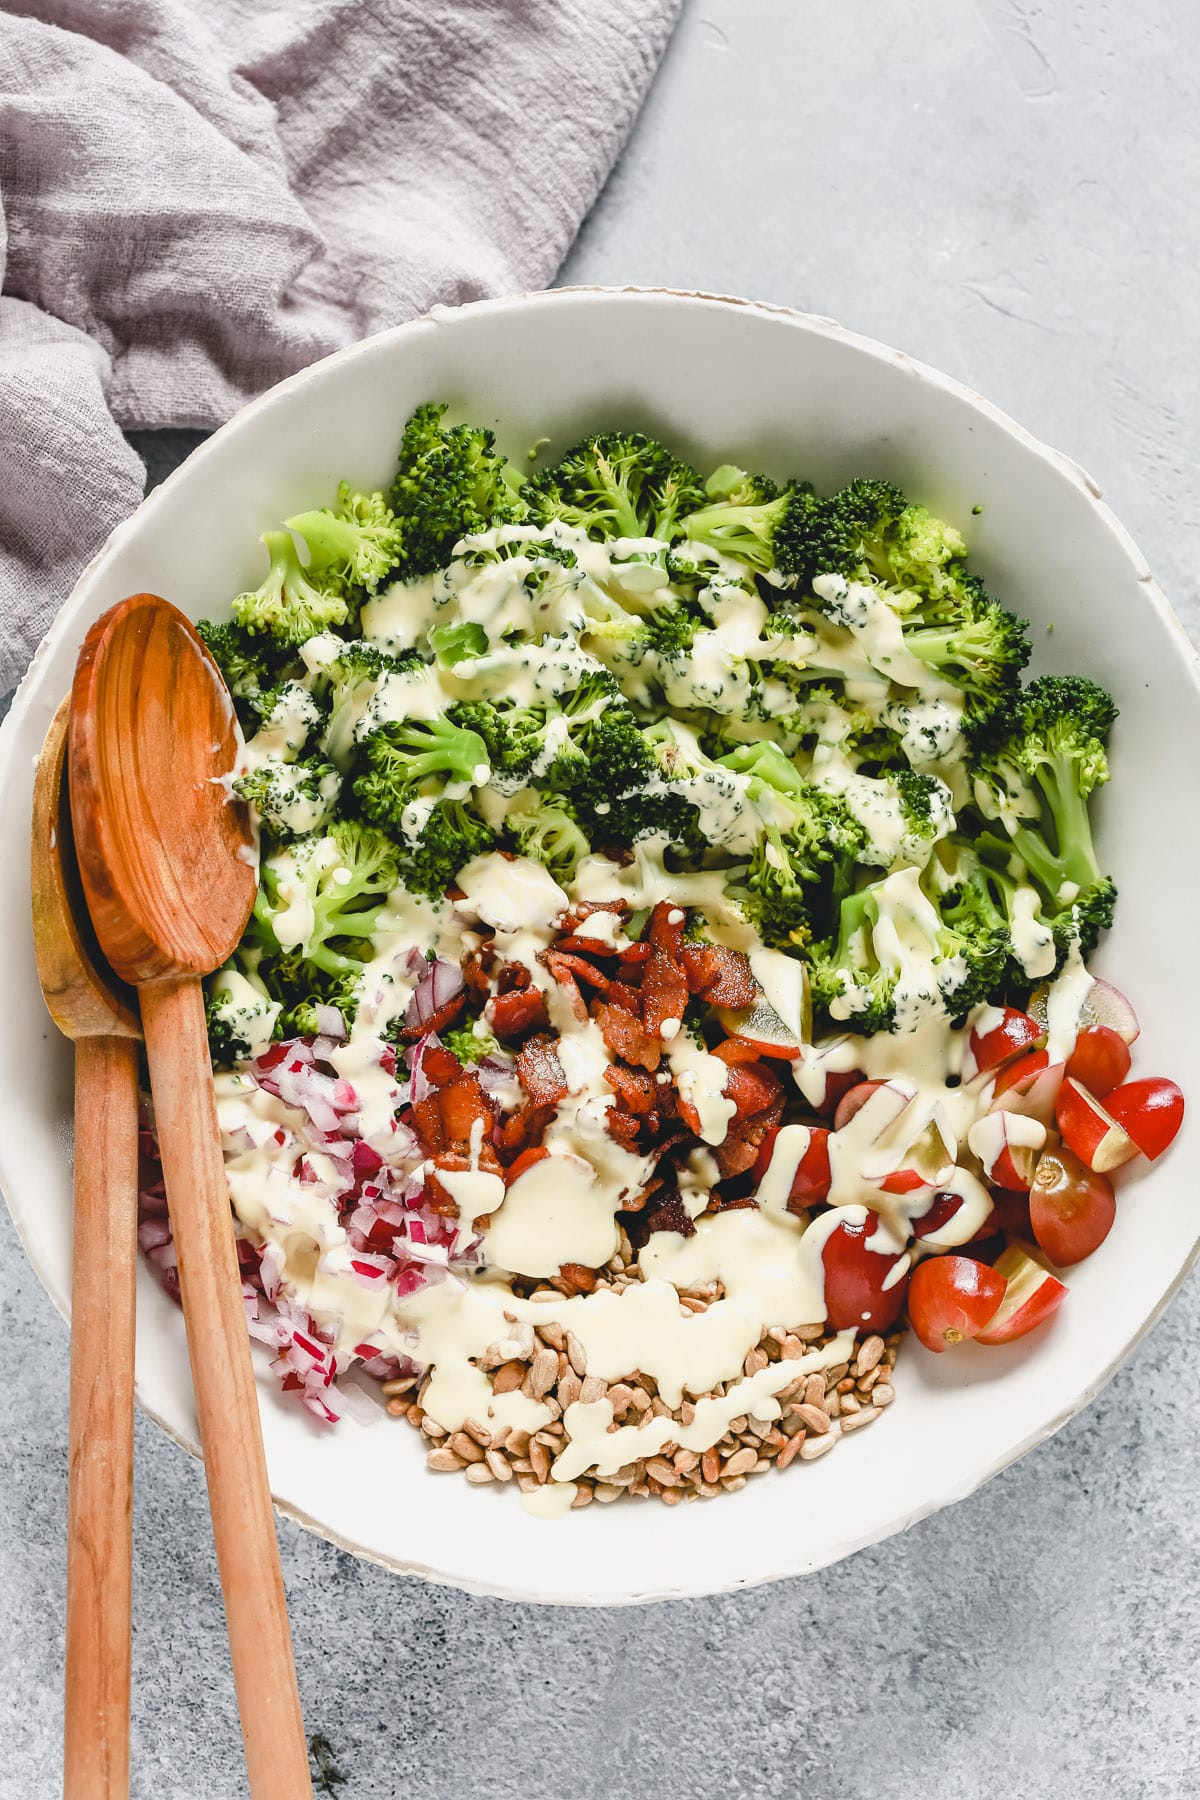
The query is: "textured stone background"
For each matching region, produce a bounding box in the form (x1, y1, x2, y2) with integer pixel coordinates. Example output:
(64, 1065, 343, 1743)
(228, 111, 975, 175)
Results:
(4, 3, 1199, 1794)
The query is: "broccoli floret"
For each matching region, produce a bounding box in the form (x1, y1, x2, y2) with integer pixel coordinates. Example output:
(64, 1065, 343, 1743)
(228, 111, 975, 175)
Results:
(388, 403, 528, 575)
(285, 483, 403, 596)
(355, 715, 491, 797)
(204, 964, 281, 1065)
(392, 798, 496, 900)
(792, 481, 976, 607)
(447, 700, 546, 782)
(198, 620, 293, 713)
(1064, 878, 1118, 960)
(235, 756, 342, 840)
(528, 433, 706, 542)
(808, 866, 1005, 1033)
(253, 823, 399, 977)
(429, 620, 489, 667)
(243, 679, 327, 757)
(740, 783, 868, 948)
(701, 464, 782, 507)
(586, 602, 699, 657)
(252, 949, 364, 1038)
(807, 887, 896, 1032)
(927, 839, 1041, 989)
(231, 529, 350, 646)
(507, 794, 592, 881)
(973, 675, 1116, 901)
(879, 505, 972, 608)
(548, 707, 658, 813)
(901, 596, 1030, 716)
(679, 482, 819, 577)
(317, 640, 425, 768)
(443, 1023, 502, 1065)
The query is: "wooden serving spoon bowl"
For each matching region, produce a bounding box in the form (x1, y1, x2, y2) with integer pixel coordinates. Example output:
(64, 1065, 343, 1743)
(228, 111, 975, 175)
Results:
(69, 595, 312, 1800)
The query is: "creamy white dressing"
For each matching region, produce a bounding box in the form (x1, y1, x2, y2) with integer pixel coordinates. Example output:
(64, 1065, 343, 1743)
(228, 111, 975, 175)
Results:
(218, 501, 1114, 1508)
(1045, 940, 1094, 1063)
(666, 1029, 735, 1146)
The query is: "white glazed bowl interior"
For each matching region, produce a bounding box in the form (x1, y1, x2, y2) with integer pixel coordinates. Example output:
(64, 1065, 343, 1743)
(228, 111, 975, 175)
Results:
(3, 289, 1199, 1606)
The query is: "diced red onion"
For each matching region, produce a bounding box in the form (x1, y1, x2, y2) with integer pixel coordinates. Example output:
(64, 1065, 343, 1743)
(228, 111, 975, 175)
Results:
(406, 956, 464, 1030)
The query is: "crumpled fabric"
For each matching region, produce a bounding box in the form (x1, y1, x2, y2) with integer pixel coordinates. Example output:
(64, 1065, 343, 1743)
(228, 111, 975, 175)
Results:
(0, 0, 680, 692)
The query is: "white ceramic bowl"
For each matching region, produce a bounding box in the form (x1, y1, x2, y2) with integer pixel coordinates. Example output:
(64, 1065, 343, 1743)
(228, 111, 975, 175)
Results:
(4, 288, 1199, 1606)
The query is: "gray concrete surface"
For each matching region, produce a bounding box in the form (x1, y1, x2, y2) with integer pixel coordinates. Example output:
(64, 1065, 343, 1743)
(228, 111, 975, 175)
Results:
(4, 2, 1200, 1794)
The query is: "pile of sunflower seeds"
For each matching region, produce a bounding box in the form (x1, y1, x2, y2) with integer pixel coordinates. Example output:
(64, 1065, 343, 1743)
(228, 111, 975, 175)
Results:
(382, 1237, 898, 1506)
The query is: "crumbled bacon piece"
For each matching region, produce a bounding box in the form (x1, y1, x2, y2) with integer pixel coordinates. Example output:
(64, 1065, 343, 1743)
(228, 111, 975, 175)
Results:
(396, 989, 466, 1044)
(543, 949, 610, 991)
(517, 1034, 569, 1108)
(496, 961, 533, 994)
(604, 1108, 643, 1147)
(558, 1262, 598, 1295)
(487, 987, 550, 1041)
(497, 1103, 556, 1157)
(604, 977, 644, 1015)
(604, 1062, 656, 1115)
(438, 1072, 495, 1151)
(593, 1001, 661, 1072)
(419, 1044, 462, 1088)
(642, 946, 689, 1039)
(641, 1188, 696, 1240)
(646, 899, 686, 961)
(680, 944, 757, 1010)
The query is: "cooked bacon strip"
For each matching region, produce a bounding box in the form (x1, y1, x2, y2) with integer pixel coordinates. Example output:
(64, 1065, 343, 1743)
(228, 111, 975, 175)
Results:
(713, 1119, 777, 1179)
(562, 899, 630, 927)
(543, 949, 610, 991)
(681, 944, 757, 1010)
(438, 1072, 494, 1150)
(593, 1001, 661, 1072)
(603, 978, 644, 1015)
(558, 1262, 598, 1295)
(420, 1043, 463, 1087)
(396, 989, 466, 1044)
(517, 1033, 569, 1108)
(642, 946, 689, 1039)
(617, 941, 651, 970)
(496, 961, 533, 994)
(641, 1189, 696, 1240)
(461, 949, 494, 1005)
(497, 1102, 556, 1156)
(604, 1108, 643, 1146)
(646, 899, 686, 960)
(487, 987, 550, 1041)
(553, 934, 621, 957)
(409, 1093, 446, 1155)
(604, 1062, 656, 1115)
(425, 1145, 502, 1216)
(538, 951, 589, 1023)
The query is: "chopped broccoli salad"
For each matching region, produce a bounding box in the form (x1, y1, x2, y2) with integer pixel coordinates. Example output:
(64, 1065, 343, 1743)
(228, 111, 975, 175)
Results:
(136, 403, 1182, 1506)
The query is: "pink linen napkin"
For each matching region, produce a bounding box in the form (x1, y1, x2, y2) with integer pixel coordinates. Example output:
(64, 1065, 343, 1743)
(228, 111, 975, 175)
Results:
(0, 0, 680, 691)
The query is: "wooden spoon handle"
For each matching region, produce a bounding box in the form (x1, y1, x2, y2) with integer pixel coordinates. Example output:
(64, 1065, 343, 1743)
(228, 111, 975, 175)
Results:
(65, 1034, 140, 1800)
(139, 976, 312, 1800)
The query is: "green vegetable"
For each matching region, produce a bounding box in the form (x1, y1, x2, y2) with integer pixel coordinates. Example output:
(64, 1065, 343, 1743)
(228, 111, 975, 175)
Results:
(389, 402, 528, 574)
(232, 530, 350, 646)
(528, 433, 705, 542)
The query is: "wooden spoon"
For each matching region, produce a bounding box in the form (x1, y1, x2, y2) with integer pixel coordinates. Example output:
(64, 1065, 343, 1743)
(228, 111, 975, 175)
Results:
(31, 698, 141, 1800)
(69, 595, 313, 1800)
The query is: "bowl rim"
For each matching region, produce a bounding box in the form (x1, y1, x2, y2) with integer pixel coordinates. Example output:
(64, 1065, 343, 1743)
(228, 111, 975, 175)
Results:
(5, 283, 1200, 1605)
